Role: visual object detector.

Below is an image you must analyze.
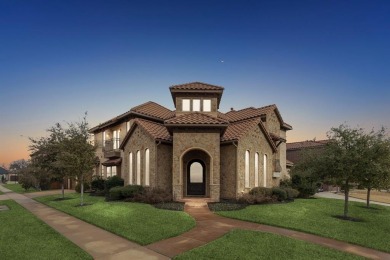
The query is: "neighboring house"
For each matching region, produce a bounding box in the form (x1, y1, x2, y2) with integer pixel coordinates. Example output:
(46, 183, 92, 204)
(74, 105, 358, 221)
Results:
(0, 166, 8, 181)
(286, 140, 328, 164)
(89, 82, 292, 201)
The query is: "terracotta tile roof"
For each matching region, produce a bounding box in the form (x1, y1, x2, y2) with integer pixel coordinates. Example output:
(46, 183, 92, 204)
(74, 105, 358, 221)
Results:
(217, 112, 230, 121)
(135, 119, 172, 142)
(221, 118, 259, 141)
(165, 112, 229, 125)
(131, 101, 174, 120)
(287, 140, 328, 150)
(225, 104, 276, 123)
(170, 82, 224, 91)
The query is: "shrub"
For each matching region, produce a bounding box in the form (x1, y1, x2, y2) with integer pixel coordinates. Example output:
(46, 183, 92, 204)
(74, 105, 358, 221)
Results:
(291, 175, 317, 198)
(91, 176, 105, 191)
(279, 179, 292, 188)
(132, 187, 172, 204)
(107, 186, 123, 201)
(121, 185, 144, 198)
(19, 173, 37, 191)
(271, 187, 287, 201)
(104, 176, 124, 194)
(282, 187, 300, 199)
(249, 187, 273, 196)
(154, 202, 185, 211)
(237, 193, 275, 204)
(75, 182, 91, 193)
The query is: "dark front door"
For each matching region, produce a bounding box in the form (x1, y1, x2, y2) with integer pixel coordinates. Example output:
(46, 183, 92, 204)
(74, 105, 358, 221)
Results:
(187, 161, 205, 196)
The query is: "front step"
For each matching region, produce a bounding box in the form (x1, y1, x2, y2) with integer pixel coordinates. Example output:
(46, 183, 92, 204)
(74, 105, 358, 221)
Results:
(185, 201, 208, 208)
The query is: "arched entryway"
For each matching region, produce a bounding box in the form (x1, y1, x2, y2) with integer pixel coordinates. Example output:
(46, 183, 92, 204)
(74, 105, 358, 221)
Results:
(187, 160, 206, 195)
(182, 149, 211, 197)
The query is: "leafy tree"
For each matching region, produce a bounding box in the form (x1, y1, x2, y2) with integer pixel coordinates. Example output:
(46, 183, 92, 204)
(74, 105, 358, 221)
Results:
(289, 146, 326, 198)
(58, 115, 96, 205)
(9, 159, 29, 183)
(359, 128, 390, 207)
(30, 123, 68, 197)
(321, 125, 370, 218)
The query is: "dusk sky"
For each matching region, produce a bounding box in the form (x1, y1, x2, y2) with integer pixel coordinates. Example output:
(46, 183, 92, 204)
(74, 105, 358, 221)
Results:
(1, 0, 389, 167)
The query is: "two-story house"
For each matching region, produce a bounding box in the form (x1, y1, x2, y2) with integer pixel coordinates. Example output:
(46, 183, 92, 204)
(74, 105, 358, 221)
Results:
(89, 82, 292, 201)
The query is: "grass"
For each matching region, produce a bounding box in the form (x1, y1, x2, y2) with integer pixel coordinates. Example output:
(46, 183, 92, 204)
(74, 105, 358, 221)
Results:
(36, 193, 196, 245)
(347, 189, 390, 204)
(0, 190, 3, 195)
(217, 198, 390, 253)
(0, 200, 91, 259)
(3, 183, 38, 193)
(175, 230, 364, 260)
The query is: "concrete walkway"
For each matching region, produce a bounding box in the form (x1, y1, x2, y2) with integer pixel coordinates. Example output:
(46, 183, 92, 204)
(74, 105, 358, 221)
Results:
(315, 191, 390, 207)
(1, 185, 390, 260)
(0, 185, 168, 260)
(147, 200, 390, 260)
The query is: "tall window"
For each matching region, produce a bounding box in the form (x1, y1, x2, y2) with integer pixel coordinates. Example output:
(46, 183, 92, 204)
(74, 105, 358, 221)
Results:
(245, 150, 250, 188)
(136, 150, 141, 185)
(203, 100, 211, 112)
(101, 165, 104, 177)
(145, 149, 150, 186)
(263, 154, 267, 187)
(103, 131, 106, 147)
(193, 99, 201, 111)
(107, 166, 111, 178)
(182, 99, 190, 111)
(113, 130, 120, 149)
(112, 166, 117, 176)
(129, 152, 133, 184)
(255, 152, 259, 187)
(126, 121, 130, 132)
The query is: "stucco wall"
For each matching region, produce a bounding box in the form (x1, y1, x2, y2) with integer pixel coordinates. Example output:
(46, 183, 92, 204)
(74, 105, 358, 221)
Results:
(237, 123, 274, 195)
(220, 144, 237, 199)
(172, 129, 221, 201)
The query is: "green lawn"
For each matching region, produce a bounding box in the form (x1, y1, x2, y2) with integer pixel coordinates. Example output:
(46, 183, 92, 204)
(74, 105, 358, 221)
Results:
(0, 200, 91, 259)
(3, 183, 38, 193)
(175, 230, 364, 260)
(217, 198, 390, 253)
(0, 190, 3, 195)
(36, 193, 196, 245)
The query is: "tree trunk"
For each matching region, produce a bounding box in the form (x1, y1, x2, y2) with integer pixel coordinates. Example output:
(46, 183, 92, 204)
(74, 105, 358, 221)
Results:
(80, 175, 84, 206)
(366, 186, 371, 208)
(343, 179, 349, 218)
(61, 179, 65, 199)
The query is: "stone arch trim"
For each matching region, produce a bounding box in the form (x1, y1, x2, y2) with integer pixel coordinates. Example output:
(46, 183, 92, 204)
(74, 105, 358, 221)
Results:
(179, 147, 214, 186)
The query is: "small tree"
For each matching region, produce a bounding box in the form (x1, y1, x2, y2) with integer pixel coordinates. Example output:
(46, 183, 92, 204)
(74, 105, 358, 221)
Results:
(30, 123, 68, 197)
(58, 115, 96, 206)
(359, 128, 390, 207)
(9, 159, 29, 183)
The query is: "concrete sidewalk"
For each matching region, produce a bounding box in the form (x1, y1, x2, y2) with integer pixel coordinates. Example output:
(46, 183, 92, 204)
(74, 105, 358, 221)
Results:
(0, 185, 168, 260)
(1, 184, 390, 260)
(315, 191, 390, 207)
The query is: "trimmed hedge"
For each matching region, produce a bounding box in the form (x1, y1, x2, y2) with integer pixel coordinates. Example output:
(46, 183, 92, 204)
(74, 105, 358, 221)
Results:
(121, 185, 144, 198)
(107, 186, 123, 201)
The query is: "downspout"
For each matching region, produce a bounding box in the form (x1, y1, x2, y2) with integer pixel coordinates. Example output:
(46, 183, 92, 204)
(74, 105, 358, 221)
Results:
(155, 140, 161, 189)
(232, 141, 239, 199)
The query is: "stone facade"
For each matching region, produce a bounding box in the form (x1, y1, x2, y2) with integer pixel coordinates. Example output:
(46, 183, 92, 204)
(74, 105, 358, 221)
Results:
(172, 129, 220, 201)
(90, 82, 292, 202)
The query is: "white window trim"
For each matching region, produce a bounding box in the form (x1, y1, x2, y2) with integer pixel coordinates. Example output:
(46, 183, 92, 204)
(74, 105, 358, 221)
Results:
(203, 99, 211, 112)
(263, 154, 267, 187)
(145, 149, 150, 186)
(129, 152, 133, 185)
(136, 151, 141, 185)
(182, 99, 190, 112)
(245, 150, 250, 188)
(255, 152, 259, 187)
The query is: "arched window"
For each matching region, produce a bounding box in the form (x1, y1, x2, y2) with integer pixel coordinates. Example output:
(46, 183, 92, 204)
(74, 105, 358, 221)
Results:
(145, 149, 150, 186)
(255, 152, 259, 187)
(245, 150, 250, 188)
(136, 150, 141, 185)
(263, 154, 267, 187)
(129, 152, 133, 185)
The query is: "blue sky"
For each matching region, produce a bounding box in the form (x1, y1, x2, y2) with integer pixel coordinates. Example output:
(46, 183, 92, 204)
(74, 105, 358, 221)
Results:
(1, 0, 389, 166)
